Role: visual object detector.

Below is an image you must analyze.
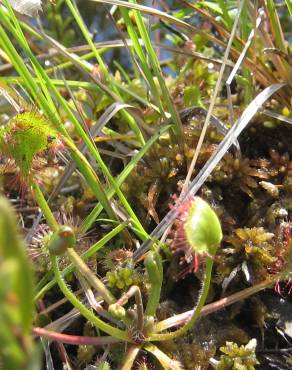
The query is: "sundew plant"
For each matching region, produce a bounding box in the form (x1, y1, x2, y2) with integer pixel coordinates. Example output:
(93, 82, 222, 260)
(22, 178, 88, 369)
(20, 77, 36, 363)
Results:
(0, 0, 291, 369)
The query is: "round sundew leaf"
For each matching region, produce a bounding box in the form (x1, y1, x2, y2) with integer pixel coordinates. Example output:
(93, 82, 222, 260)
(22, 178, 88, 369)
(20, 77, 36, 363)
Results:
(0, 110, 57, 179)
(183, 197, 223, 256)
(48, 226, 76, 256)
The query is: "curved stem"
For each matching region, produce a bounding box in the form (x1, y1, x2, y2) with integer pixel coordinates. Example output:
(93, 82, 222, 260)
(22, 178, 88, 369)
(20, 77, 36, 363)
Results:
(31, 178, 116, 305)
(32, 177, 106, 296)
(116, 285, 144, 333)
(149, 257, 214, 341)
(144, 344, 184, 370)
(51, 255, 131, 342)
(121, 344, 142, 370)
(66, 248, 116, 305)
(135, 288, 144, 334)
(35, 222, 126, 301)
(31, 179, 58, 232)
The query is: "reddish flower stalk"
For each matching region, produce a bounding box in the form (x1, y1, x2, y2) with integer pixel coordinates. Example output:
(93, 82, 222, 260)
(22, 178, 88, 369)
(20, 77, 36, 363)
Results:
(268, 222, 292, 295)
(154, 275, 279, 333)
(32, 327, 122, 346)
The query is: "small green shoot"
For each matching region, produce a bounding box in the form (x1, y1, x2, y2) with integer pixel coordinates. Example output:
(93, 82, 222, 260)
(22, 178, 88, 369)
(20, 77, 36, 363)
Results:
(144, 251, 163, 316)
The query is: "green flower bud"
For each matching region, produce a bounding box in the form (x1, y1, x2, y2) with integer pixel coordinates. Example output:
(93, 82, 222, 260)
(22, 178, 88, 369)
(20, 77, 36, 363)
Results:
(48, 226, 76, 256)
(184, 197, 222, 256)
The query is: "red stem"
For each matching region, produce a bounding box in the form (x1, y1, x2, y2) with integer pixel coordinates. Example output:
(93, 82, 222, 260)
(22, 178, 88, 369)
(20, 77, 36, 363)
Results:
(154, 276, 277, 333)
(32, 327, 122, 346)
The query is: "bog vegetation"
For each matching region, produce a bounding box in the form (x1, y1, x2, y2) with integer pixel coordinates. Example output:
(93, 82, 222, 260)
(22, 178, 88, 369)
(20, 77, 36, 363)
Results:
(0, 0, 291, 369)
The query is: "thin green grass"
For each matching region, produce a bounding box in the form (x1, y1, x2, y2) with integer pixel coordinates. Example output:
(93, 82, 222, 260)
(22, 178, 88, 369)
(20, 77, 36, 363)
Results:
(0, 1, 291, 368)
(0, 4, 149, 238)
(65, 0, 145, 145)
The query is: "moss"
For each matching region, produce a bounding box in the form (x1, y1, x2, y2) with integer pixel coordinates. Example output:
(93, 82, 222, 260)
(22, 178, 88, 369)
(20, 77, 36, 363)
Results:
(216, 339, 259, 370)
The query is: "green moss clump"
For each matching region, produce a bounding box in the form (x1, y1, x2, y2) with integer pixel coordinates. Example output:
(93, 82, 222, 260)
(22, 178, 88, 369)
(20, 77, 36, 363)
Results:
(217, 339, 259, 370)
(106, 266, 141, 290)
